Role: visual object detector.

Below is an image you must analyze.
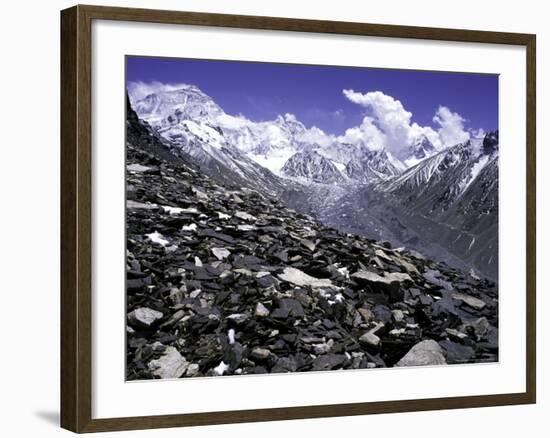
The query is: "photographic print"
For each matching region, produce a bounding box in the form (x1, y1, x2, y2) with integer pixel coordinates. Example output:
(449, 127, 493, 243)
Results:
(125, 56, 499, 381)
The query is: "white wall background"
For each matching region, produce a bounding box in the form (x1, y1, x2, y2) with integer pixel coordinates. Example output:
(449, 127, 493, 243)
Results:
(0, 0, 546, 436)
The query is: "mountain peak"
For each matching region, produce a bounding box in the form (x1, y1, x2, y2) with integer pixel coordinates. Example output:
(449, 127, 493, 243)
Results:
(482, 130, 499, 155)
(345, 149, 404, 183)
(133, 84, 224, 126)
(281, 150, 344, 184)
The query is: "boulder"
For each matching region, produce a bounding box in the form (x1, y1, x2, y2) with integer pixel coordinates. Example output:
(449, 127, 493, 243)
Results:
(148, 347, 188, 378)
(396, 340, 447, 367)
(127, 307, 163, 328)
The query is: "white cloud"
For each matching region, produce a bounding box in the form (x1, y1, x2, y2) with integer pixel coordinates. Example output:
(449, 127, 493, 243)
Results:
(127, 81, 191, 103)
(342, 89, 472, 159)
(433, 105, 470, 148)
(296, 126, 335, 147)
(338, 116, 386, 151)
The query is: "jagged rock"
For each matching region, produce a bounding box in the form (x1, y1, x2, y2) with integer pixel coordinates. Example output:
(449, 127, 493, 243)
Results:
(445, 328, 468, 341)
(352, 270, 412, 284)
(452, 292, 487, 310)
(312, 354, 347, 371)
(127, 163, 153, 173)
(161, 310, 185, 327)
(277, 267, 333, 288)
(359, 332, 381, 347)
(254, 302, 270, 317)
(235, 211, 257, 221)
(471, 317, 491, 337)
(392, 309, 405, 322)
(439, 340, 475, 364)
(271, 357, 298, 373)
(127, 200, 158, 210)
(300, 239, 316, 252)
(250, 347, 271, 360)
(128, 307, 163, 328)
(211, 247, 231, 260)
(271, 299, 305, 319)
(226, 313, 249, 325)
(357, 307, 374, 323)
(186, 363, 200, 377)
(423, 270, 453, 291)
(148, 346, 188, 378)
(396, 340, 447, 367)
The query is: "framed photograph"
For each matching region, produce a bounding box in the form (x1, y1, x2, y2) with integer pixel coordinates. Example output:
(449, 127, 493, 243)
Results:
(60, 4, 536, 433)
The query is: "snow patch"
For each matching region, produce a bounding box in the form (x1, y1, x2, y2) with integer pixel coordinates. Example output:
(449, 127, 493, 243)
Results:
(458, 154, 489, 196)
(228, 329, 235, 345)
(162, 205, 185, 215)
(181, 223, 197, 232)
(331, 160, 347, 173)
(127, 163, 152, 173)
(214, 361, 229, 375)
(146, 231, 169, 247)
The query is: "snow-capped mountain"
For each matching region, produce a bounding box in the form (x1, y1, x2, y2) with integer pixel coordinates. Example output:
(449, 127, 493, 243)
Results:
(132, 87, 316, 177)
(372, 131, 499, 278)
(404, 134, 436, 167)
(131, 85, 405, 184)
(129, 85, 498, 279)
(281, 150, 345, 184)
(380, 134, 498, 212)
(134, 85, 224, 127)
(345, 149, 405, 183)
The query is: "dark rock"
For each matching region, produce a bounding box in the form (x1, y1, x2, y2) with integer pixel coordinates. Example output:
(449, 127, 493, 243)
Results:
(439, 340, 475, 364)
(271, 298, 305, 319)
(125, 100, 499, 380)
(311, 354, 347, 371)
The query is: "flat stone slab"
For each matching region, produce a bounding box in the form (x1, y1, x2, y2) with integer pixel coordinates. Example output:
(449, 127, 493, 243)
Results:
(452, 292, 487, 310)
(128, 307, 163, 327)
(148, 346, 188, 379)
(278, 267, 333, 288)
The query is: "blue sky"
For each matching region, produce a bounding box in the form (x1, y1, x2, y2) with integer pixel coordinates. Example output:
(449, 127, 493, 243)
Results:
(126, 56, 498, 136)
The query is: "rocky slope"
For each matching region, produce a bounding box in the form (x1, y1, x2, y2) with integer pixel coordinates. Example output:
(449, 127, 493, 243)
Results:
(131, 85, 499, 280)
(126, 103, 498, 380)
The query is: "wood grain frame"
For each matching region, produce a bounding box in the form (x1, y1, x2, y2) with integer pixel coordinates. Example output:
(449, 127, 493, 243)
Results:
(60, 4, 536, 433)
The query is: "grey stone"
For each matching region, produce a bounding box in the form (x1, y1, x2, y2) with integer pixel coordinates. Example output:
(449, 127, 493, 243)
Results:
(352, 269, 412, 284)
(439, 340, 475, 364)
(392, 309, 405, 322)
(277, 267, 333, 288)
(250, 347, 271, 360)
(128, 307, 163, 327)
(357, 307, 374, 323)
(235, 211, 257, 221)
(471, 317, 491, 337)
(452, 292, 487, 310)
(254, 302, 270, 317)
(359, 332, 381, 347)
(211, 247, 231, 260)
(226, 313, 249, 324)
(148, 346, 188, 378)
(396, 340, 447, 367)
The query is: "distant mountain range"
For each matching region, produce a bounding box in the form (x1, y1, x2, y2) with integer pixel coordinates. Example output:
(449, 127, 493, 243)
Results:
(129, 85, 499, 279)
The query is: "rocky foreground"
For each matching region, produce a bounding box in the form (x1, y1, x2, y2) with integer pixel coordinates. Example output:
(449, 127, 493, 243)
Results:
(125, 106, 498, 381)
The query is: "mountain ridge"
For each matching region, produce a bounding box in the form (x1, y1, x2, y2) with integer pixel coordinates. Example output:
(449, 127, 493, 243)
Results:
(128, 87, 499, 279)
